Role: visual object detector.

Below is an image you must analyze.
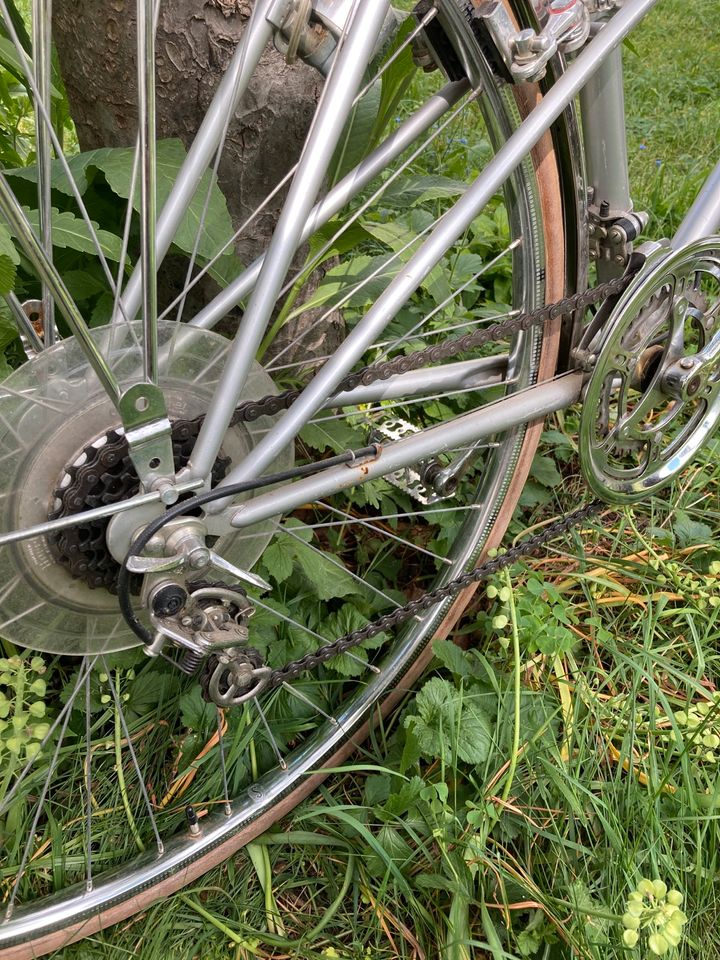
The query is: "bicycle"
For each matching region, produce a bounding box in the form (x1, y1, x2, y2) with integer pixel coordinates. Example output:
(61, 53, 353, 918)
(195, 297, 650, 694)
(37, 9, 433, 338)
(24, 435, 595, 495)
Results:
(0, 0, 717, 954)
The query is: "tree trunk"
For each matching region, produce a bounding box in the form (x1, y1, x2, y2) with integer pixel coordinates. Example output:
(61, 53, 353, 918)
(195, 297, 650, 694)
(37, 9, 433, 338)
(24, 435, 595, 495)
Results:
(52, 0, 323, 267)
(52, 0, 348, 366)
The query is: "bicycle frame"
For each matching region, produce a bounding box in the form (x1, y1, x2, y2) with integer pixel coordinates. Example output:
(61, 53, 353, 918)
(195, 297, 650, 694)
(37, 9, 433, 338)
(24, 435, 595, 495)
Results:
(1, 0, 720, 553)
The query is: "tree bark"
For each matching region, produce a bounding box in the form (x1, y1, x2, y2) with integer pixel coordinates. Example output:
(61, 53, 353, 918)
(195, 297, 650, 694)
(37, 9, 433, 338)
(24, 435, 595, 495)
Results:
(52, 0, 346, 366)
(52, 0, 322, 266)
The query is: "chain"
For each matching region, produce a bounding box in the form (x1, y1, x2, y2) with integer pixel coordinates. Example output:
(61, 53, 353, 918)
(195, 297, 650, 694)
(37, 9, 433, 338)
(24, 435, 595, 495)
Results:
(239, 273, 633, 689)
(231, 273, 634, 424)
(50, 271, 635, 686)
(267, 499, 603, 688)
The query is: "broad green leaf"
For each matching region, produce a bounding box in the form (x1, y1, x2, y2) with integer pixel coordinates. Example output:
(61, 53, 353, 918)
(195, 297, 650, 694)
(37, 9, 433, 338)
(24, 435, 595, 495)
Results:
(307, 219, 373, 264)
(328, 77, 381, 186)
(23, 207, 123, 261)
(382, 174, 467, 207)
(299, 417, 363, 455)
(0, 37, 64, 98)
(180, 686, 216, 732)
(0, 255, 15, 296)
(405, 677, 494, 764)
(260, 539, 294, 585)
(673, 508, 713, 547)
(62, 269, 107, 302)
(290, 536, 361, 600)
(368, 14, 417, 148)
(288, 253, 400, 317)
(362, 211, 452, 304)
(0, 299, 19, 355)
(530, 454, 562, 488)
(432, 638, 478, 680)
(0, 222, 18, 296)
(7, 140, 242, 285)
(321, 604, 386, 676)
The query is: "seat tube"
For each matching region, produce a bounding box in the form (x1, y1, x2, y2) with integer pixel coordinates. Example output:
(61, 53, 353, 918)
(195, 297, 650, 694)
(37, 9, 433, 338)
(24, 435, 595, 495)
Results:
(579, 42, 632, 282)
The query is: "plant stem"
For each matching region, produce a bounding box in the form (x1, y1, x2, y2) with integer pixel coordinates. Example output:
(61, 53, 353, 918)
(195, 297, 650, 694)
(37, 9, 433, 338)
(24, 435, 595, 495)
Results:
(114, 670, 144, 852)
(500, 568, 522, 804)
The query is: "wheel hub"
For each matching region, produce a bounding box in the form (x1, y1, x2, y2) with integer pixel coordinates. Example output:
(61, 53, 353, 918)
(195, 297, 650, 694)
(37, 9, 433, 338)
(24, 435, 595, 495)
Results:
(0, 321, 290, 655)
(48, 418, 231, 593)
(579, 237, 720, 502)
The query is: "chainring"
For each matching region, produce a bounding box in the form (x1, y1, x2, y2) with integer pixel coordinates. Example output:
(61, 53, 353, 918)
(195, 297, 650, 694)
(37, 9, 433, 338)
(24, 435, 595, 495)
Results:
(579, 238, 720, 502)
(0, 321, 291, 656)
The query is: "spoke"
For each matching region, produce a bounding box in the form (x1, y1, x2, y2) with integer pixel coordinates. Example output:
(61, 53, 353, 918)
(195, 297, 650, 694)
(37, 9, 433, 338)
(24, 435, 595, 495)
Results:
(84, 668, 93, 892)
(0, 476, 203, 549)
(261, 215, 439, 375)
(283, 523, 413, 601)
(31, 0, 55, 346)
(189, 0, 392, 483)
(3, 691, 74, 921)
(374, 241, 521, 362)
(0, 657, 97, 821)
(293, 504, 480, 532)
(263, 91, 482, 370)
(0, 600, 45, 633)
(110, 144, 141, 333)
(174, 48, 468, 332)
(171, 0, 275, 327)
(117, 0, 276, 324)
(252, 697, 287, 771)
(252, 596, 331, 637)
(104, 660, 164, 854)
(310, 381, 517, 424)
(216, 708, 232, 815)
(353, 5, 437, 104)
(315, 501, 452, 566)
(281, 681, 338, 726)
(0, 378, 71, 413)
(137, 0, 158, 382)
(266, 311, 516, 375)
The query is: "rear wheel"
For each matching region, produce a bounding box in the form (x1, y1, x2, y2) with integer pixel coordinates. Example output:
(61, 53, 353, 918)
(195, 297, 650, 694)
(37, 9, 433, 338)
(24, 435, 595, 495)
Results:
(0, 2, 569, 954)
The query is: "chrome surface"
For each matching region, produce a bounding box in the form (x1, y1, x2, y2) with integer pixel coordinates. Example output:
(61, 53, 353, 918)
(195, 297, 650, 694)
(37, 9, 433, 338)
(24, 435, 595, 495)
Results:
(0, 0, 571, 945)
(580, 238, 720, 501)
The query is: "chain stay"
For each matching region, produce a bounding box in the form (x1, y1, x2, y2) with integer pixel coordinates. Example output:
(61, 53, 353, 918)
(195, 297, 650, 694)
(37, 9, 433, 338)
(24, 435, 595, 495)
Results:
(234, 273, 635, 424)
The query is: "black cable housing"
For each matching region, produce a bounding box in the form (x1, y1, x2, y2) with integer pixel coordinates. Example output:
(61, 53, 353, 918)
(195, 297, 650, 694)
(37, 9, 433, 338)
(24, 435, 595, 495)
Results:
(117, 445, 380, 644)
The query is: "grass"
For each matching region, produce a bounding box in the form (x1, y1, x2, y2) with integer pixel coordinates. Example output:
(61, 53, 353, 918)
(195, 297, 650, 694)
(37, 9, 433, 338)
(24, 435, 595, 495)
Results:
(10, 2, 720, 958)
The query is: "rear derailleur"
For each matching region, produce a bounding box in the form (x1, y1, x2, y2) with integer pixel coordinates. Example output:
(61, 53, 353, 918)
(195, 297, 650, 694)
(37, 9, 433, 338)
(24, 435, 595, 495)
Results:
(144, 578, 271, 707)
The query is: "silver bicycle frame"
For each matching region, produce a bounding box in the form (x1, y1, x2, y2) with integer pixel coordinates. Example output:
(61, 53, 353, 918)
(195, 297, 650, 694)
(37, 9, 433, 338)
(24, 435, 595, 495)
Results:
(3, 0, 720, 536)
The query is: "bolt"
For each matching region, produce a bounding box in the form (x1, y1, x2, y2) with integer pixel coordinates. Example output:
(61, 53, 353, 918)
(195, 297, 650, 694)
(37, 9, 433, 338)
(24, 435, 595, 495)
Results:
(680, 357, 695, 370)
(188, 546, 211, 570)
(687, 374, 702, 396)
(614, 255, 625, 264)
(153, 479, 179, 506)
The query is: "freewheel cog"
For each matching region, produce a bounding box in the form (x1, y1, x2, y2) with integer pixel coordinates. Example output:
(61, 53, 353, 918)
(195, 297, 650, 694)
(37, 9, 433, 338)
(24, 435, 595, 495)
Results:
(579, 237, 720, 502)
(0, 321, 291, 656)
